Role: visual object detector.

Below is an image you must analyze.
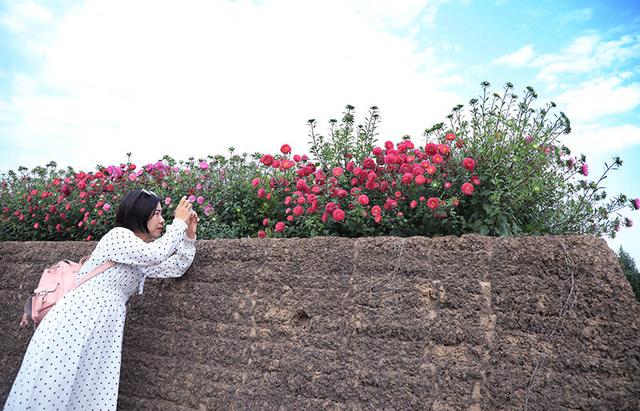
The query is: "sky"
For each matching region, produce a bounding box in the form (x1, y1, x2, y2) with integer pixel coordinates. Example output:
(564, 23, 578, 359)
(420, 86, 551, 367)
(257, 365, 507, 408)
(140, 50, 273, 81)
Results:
(0, 0, 639, 262)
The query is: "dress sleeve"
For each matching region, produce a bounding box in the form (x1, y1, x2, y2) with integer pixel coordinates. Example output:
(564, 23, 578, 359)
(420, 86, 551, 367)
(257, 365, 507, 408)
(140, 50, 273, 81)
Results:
(137, 234, 196, 294)
(141, 235, 196, 279)
(97, 220, 188, 266)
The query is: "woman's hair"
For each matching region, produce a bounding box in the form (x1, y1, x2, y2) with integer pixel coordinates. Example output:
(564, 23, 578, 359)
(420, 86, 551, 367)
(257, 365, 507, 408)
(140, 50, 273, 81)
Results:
(115, 189, 160, 234)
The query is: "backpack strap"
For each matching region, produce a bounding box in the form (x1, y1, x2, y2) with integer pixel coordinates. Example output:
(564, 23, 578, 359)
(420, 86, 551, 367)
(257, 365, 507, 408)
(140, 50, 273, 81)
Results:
(73, 261, 116, 289)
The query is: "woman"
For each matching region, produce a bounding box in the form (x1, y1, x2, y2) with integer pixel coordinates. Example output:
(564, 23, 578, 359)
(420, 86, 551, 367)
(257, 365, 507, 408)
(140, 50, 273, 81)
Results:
(4, 189, 198, 410)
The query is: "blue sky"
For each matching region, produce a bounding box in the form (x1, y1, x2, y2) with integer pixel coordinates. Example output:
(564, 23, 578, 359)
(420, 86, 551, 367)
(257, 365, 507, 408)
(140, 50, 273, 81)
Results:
(0, 0, 639, 262)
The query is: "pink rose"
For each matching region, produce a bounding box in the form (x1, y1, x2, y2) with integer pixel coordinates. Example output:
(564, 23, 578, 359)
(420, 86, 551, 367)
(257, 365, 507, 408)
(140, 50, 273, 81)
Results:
(332, 209, 345, 222)
(581, 163, 589, 176)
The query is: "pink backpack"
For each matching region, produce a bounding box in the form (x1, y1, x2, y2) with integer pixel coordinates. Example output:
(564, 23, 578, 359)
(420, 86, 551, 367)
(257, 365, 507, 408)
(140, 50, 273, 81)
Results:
(21, 258, 115, 328)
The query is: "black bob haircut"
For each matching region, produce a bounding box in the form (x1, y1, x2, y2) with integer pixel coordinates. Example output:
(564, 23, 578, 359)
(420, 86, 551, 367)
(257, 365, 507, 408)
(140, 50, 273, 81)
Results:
(115, 189, 160, 234)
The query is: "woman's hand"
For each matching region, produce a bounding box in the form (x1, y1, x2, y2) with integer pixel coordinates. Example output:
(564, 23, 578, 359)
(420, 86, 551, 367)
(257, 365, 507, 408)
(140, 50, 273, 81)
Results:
(174, 197, 193, 224)
(186, 211, 199, 240)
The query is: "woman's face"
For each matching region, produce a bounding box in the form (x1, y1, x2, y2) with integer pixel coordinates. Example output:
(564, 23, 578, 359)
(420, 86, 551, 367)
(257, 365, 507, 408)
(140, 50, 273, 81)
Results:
(146, 203, 165, 240)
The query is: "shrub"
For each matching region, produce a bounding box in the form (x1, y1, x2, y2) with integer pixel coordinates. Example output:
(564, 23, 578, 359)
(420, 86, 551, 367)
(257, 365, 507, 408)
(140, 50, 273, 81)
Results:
(618, 247, 640, 302)
(254, 126, 477, 238)
(424, 81, 633, 237)
(0, 151, 263, 240)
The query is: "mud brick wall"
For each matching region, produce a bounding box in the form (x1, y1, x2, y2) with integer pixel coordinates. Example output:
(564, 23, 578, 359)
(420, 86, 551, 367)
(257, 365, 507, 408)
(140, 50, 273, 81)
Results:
(1, 235, 639, 409)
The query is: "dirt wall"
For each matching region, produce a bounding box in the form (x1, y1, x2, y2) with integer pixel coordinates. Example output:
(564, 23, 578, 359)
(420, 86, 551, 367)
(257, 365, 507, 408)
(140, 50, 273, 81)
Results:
(1, 235, 639, 409)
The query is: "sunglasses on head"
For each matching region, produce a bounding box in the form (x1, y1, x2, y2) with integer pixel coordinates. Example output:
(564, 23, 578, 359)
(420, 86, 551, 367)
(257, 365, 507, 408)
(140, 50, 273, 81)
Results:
(136, 189, 157, 199)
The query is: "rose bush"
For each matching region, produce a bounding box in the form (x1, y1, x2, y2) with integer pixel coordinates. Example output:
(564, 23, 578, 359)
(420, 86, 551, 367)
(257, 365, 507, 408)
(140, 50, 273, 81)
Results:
(0, 151, 264, 240)
(253, 132, 480, 238)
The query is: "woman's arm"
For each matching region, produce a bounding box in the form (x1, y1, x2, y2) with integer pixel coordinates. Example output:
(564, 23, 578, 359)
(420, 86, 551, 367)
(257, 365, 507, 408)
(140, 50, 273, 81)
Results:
(140, 234, 196, 279)
(97, 219, 187, 266)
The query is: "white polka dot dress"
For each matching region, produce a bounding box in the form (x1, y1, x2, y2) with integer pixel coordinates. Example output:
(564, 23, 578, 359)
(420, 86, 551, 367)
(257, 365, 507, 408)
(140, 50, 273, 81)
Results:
(4, 219, 196, 411)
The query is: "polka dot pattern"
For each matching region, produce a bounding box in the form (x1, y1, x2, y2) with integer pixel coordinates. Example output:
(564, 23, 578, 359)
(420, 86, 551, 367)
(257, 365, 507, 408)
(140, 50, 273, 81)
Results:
(4, 219, 195, 410)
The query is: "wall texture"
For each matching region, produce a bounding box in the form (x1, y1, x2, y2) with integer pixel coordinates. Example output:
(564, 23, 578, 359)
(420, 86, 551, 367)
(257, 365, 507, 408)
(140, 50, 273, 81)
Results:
(1, 235, 639, 410)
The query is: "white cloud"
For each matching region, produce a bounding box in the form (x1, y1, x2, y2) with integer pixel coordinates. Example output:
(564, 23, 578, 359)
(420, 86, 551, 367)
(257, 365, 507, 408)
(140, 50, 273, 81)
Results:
(490, 33, 640, 88)
(0, 0, 461, 171)
(535, 34, 640, 85)
(555, 76, 640, 122)
(493, 44, 534, 67)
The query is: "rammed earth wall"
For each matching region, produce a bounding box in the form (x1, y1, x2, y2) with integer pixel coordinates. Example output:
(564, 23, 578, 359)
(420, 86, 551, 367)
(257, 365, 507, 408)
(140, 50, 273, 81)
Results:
(1, 235, 639, 410)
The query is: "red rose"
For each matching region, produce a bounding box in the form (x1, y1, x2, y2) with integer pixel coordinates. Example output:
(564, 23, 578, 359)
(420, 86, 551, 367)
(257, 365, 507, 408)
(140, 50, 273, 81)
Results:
(462, 157, 476, 172)
(462, 182, 474, 196)
(275, 221, 285, 232)
(363, 158, 376, 170)
(332, 209, 345, 222)
(260, 154, 274, 166)
(296, 179, 309, 192)
(358, 195, 369, 206)
(336, 189, 348, 198)
(438, 144, 451, 155)
(425, 143, 438, 156)
(445, 133, 456, 141)
(293, 205, 304, 216)
(258, 230, 266, 238)
(280, 144, 292, 154)
(427, 197, 439, 209)
(325, 202, 337, 213)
